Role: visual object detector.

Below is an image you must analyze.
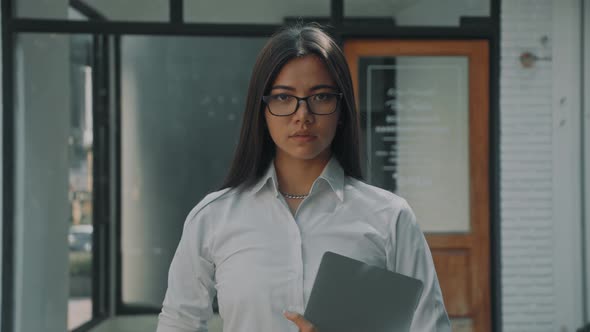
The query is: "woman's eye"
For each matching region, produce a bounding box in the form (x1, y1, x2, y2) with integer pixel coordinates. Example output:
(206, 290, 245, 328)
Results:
(273, 94, 291, 102)
(313, 93, 330, 102)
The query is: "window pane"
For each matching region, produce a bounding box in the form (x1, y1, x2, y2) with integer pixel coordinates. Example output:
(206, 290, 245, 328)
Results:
(14, 33, 96, 331)
(344, 0, 490, 27)
(82, 0, 169, 21)
(17, 0, 69, 19)
(358, 56, 470, 233)
(68, 35, 95, 330)
(17, 0, 169, 21)
(184, 0, 329, 24)
(120, 35, 267, 307)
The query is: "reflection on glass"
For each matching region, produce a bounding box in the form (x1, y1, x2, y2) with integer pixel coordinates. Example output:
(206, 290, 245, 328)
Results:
(451, 318, 473, 332)
(358, 56, 470, 233)
(16, 0, 68, 19)
(121, 36, 267, 308)
(344, 0, 489, 27)
(68, 35, 94, 330)
(18, 0, 168, 21)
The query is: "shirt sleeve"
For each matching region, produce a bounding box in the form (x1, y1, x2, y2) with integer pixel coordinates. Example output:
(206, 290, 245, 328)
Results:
(157, 206, 216, 332)
(386, 201, 452, 332)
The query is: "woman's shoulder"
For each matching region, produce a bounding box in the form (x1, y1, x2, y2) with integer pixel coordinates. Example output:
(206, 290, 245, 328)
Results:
(184, 187, 241, 223)
(342, 178, 417, 235)
(345, 177, 411, 212)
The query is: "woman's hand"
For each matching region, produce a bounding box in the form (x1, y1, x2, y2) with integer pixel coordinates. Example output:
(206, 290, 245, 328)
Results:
(283, 310, 319, 332)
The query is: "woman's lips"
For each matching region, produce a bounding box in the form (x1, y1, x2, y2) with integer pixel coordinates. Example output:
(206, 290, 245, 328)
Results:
(290, 134, 317, 142)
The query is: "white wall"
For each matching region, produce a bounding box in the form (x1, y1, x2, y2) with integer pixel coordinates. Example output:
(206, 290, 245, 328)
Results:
(501, 0, 585, 331)
(344, 0, 489, 26)
(552, 0, 585, 330)
(500, 0, 553, 330)
(500, 0, 555, 330)
(584, 0, 590, 324)
(0, 3, 4, 330)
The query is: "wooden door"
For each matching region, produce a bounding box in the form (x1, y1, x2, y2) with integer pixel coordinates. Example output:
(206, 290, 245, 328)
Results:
(344, 40, 490, 332)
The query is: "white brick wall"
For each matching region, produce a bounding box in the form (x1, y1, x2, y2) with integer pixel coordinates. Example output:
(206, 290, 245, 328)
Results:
(500, 0, 555, 331)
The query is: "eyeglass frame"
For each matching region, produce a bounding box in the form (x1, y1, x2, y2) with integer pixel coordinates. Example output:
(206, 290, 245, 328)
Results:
(261, 92, 343, 116)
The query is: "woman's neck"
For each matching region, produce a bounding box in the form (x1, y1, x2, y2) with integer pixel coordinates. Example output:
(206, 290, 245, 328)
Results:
(274, 153, 331, 196)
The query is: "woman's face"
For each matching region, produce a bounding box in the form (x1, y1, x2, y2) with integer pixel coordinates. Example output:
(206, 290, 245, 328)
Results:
(264, 54, 340, 163)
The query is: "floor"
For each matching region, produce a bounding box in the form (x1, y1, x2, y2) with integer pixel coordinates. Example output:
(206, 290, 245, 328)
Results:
(89, 315, 223, 332)
(88, 313, 470, 331)
(68, 298, 92, 330)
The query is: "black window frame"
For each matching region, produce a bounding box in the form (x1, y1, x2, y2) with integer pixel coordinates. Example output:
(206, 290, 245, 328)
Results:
(1, 0, 502, 331)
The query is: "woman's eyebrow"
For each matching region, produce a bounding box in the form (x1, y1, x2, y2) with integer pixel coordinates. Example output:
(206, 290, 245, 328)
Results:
(310, 84, 338, 91)
(270, 85, 295, 91)
(270, 84, 338, 91)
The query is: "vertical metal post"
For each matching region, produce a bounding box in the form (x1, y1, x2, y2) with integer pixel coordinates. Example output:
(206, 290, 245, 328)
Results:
(170, 0, 183, 24)
(330, 0, 343, 44)
(1, 0, 15, 329)
(490, 0, 502, 331)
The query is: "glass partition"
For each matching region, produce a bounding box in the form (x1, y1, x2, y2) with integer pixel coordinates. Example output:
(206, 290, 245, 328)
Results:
(68, 34, 96, 330)
(17, 0, 169, 21)
(120, 35, 267, 308)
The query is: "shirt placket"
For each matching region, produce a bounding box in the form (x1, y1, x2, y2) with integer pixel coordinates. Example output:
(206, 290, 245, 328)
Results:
(278, 196, 306, 314)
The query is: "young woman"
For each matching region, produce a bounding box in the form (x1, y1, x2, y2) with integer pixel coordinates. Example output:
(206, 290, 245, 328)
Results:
(157, 24, 451, 332)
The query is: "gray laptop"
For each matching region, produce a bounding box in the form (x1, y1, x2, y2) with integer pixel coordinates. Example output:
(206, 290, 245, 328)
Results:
(304, 251, 424, 332)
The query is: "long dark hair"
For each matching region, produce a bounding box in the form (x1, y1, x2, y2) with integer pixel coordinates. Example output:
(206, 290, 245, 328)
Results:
(221, 24, 363, 190)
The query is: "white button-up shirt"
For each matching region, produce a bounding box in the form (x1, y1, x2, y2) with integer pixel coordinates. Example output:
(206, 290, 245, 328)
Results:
(157, 158, 451, 332)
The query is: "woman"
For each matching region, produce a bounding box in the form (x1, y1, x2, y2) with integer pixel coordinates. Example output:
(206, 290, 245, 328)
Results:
(157, 24, 450, 332)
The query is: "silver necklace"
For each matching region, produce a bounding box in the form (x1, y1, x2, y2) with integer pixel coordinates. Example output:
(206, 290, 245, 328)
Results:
(280, 191, 308, 199)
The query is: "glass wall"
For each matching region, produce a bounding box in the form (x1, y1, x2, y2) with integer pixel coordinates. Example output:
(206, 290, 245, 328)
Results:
(14, 32, 72, 332)
(120, 35, 267, 308)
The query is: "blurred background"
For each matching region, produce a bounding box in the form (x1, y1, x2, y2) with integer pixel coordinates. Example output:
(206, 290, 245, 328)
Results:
(0, 0, 588, 331)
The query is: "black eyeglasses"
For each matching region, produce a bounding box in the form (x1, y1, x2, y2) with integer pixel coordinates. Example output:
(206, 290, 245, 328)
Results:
(262, 92, 343, 116)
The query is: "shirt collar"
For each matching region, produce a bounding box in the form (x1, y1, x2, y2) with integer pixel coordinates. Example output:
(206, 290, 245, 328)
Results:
(316, 157, 345, 202)
(250, 157, 345, 202)
(250, 161, 280, 198)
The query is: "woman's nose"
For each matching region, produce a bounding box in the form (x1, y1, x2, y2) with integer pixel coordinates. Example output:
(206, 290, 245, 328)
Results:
(293, 100, 314, 122)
